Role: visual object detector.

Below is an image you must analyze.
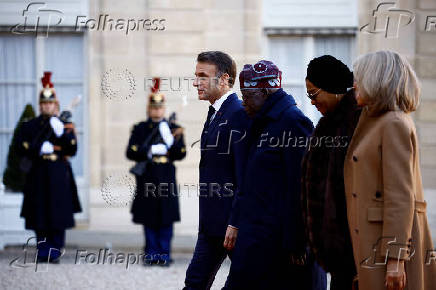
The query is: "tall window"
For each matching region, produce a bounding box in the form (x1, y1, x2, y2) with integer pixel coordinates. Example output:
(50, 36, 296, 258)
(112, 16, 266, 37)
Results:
(0, 33, 85, 183)
(268, 35, 355, 124)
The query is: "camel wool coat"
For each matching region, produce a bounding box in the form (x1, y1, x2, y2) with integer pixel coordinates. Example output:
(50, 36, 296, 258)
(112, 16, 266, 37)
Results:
(344, 108, 436, 290)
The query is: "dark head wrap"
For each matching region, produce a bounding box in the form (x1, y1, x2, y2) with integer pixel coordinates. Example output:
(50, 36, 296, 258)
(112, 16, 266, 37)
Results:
(306, 55, 353, 94)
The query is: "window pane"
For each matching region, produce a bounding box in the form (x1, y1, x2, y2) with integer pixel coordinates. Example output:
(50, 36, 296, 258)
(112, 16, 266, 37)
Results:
(283, 84, 321, 125)
(44, 34, 84, 177)
(44, 34, 84, 79)
(0, 35, 36, 178)
(269, 37, 305, 82)
(0, 35, 36, 80)
(314, 36, 353, 68)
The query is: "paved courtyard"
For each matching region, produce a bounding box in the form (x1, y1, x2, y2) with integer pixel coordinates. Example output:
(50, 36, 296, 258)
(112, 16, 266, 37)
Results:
(0, 248, 230, 290)
(1, 190, 435, 289)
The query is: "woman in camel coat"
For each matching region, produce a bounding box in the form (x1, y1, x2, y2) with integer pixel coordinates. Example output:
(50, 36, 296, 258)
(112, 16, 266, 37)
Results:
(344, 50, 436, 290)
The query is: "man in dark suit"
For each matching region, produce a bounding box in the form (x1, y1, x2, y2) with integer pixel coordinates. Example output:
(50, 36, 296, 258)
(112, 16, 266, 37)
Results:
(184, 51, 249, 289)
(224, 60, 326, 289)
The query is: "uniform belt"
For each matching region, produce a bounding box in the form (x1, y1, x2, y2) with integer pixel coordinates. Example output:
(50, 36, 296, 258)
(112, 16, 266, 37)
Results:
(41, 153, 58, 161)
(152, 155, 168, 163)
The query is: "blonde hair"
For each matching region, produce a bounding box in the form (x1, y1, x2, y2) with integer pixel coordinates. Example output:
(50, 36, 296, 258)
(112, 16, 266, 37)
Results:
(353, 50, 420, 115)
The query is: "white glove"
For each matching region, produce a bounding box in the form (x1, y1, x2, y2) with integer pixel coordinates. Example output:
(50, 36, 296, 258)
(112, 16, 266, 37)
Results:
(50, 116, 64, 137)
(151, 143, 168, 155)
(159, 121, 174, 147)
(40, 141, 54, 155)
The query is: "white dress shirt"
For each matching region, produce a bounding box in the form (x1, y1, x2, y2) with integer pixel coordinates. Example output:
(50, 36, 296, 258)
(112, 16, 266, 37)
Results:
(210, 90, 234, 123)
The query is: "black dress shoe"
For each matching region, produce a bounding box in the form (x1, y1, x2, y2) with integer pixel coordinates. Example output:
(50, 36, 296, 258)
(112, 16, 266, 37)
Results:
(36, 256, 61, 264)
(36, 257, 48, 263)
(49, 257, 61, 264)
(143, 260, 159, 267)
(157, 259, 173, 267)
(158, 262, 170, 267)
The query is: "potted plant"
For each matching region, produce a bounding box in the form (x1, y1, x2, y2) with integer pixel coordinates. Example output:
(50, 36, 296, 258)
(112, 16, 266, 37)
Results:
(0, 104, 36, 249)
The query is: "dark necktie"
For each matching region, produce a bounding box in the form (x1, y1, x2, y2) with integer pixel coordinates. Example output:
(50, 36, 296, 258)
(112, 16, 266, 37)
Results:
(204, 106, 216, 131)
(200, 106, 216, 155)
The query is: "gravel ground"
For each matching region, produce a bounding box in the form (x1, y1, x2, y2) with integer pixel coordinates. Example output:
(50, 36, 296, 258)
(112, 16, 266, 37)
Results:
(0, 247, 230, 290)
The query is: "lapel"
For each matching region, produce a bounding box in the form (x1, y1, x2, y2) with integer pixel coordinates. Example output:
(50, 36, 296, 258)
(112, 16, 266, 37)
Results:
(346, 107, 372, 158)
(202, 93, 237, 146)
(208, 96, 232, 134)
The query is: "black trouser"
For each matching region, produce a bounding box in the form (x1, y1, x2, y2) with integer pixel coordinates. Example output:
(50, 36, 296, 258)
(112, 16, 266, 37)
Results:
(224, 223, 327, 290)
(143, 224, 173, 264)
(330, 269, 356, 290)
(184, 232, 231, 290)
(35, 229, 65, 260)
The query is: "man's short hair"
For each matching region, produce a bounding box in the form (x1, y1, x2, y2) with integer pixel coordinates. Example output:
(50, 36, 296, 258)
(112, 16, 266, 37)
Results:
(197, 51, 236, 88)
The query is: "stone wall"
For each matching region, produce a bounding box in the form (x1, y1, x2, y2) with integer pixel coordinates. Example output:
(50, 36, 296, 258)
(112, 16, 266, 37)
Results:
(86, 0, 263, 234)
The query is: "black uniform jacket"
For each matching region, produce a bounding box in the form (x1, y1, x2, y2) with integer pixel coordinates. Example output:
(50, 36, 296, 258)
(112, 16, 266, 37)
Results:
(17, 115, 81, 231)
(126, 118, 186, 228)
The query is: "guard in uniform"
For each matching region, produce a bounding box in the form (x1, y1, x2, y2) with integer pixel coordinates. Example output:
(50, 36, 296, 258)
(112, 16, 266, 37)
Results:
(126, 78, 186, 266)
(17, 72, 81, 263)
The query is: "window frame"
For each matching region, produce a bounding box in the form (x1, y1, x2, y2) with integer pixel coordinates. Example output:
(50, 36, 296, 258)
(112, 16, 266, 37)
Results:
(0, 31, 88, 220)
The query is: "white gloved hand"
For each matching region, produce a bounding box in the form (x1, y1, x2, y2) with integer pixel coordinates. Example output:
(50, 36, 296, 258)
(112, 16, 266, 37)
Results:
(50, 116, 64, 137)
(151, 143, 168, 155)
(40, 141, 54, 155)
(159, 121, 174, 147)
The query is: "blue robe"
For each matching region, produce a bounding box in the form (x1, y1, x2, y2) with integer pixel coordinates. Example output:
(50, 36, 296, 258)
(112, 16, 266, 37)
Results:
(226, 89, 326, 289)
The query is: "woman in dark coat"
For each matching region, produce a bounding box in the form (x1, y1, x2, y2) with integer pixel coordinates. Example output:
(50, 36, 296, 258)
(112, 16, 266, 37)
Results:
(126, 84, 186, 266)
(301, 55, 361, 290)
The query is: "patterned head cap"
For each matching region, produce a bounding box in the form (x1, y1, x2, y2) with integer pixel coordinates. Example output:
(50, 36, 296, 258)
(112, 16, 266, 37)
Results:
(239, 60, 282, 89)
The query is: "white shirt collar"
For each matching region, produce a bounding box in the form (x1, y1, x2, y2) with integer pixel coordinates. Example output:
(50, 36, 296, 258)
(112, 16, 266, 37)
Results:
(212, 90, 233, 112)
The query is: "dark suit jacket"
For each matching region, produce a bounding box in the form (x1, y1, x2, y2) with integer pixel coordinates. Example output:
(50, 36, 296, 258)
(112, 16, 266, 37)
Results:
(199, 93, 250, 237)
(17, 115, 81, 230)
